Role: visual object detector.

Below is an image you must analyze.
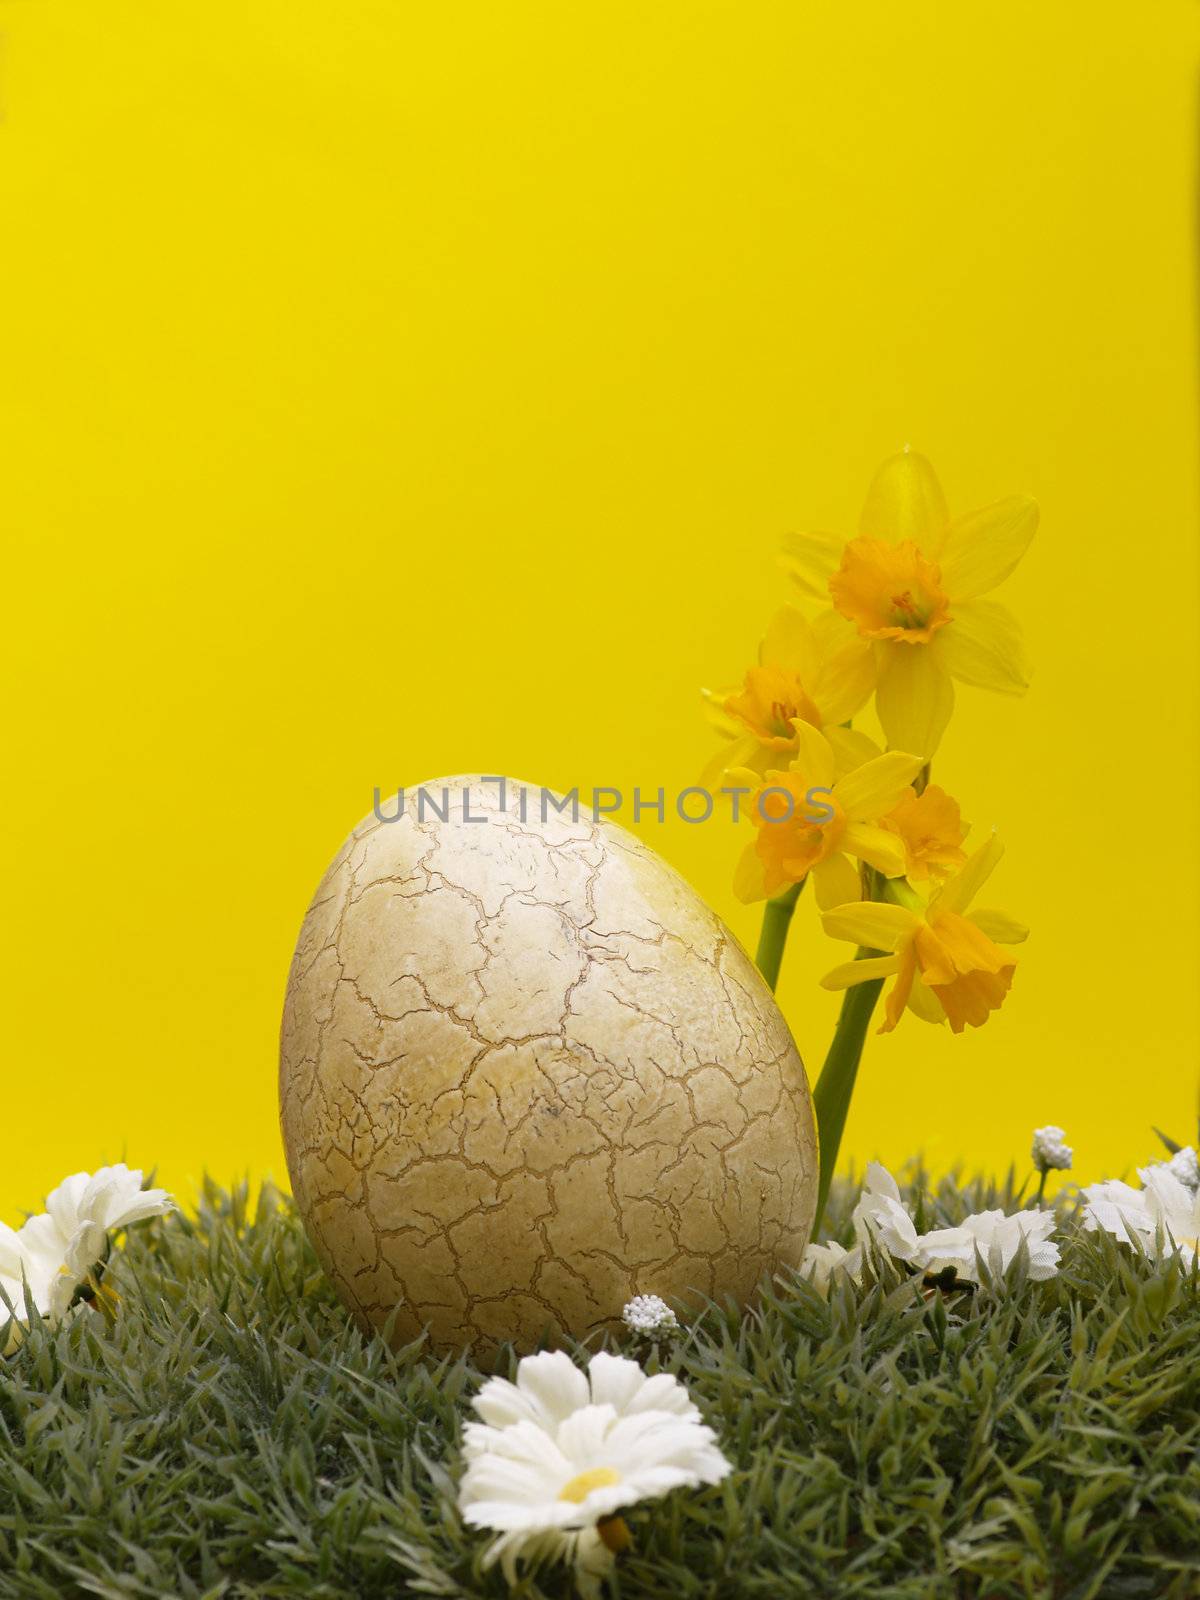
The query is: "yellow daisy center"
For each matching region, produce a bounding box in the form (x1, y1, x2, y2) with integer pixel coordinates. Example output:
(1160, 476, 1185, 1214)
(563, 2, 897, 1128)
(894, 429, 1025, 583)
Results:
(829, 537, 951, 644)
(559, 1466, 620, 1504)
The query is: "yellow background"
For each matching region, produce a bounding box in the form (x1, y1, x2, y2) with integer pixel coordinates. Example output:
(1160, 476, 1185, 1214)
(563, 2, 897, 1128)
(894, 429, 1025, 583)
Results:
(2, 1, 1197, 1223)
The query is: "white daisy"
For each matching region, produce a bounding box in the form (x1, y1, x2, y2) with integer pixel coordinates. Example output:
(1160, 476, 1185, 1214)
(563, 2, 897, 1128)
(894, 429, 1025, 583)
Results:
(798, 1238, 862, 1292)
(2, 1165, 173, 1346)
(460, 1351, 729, 1597)
(917, 1208, 1060, 1283)
(1080, 1178, 1154, 1243)
(852, 1162, 921, 1263)
(1138, 1167, 1200, 1262)
(0, 1222, 39, 1356)
(1031, 1125, 1072, 1173)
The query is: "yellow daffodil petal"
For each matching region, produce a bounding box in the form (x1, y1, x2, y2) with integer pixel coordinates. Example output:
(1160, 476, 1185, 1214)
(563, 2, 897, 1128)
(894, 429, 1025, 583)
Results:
(874, 639, 954, 757)
(824, 724, 883, 778)
(938, 495, 1038, 601)
(787, 719, 837, 789)
(970, 908, 1029, 944)
(699, 736, 764, 792)
(835, 751, 926, 822)
(931, 831, 1004, 916)
(821, 899, 917, 952)
(725, 764, 765, 792)
(939, 598, 1030, 696)
(841, 821, 908, 877)
(733, 839, 770, 904)
(858, 448, 949, 552)
(700, 687, 743, 737)
(809, 609, 876, 723)
(877, 948, 917, 1031)
(906, 975, 947, 1024)
(820, 954, 903, 989)
(811, 852, 861, 910)
(761, 605, 818, 679)
(780, 530, 845, 600)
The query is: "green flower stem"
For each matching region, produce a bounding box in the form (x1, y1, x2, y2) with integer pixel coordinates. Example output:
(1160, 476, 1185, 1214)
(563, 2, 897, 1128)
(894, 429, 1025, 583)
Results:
(754, 881, 804, 992)
(810, 946, 885, 1237)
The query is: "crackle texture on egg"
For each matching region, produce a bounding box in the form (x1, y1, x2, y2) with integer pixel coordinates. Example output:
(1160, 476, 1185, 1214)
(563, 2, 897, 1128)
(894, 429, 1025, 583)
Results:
(279, 776, 818, 1354)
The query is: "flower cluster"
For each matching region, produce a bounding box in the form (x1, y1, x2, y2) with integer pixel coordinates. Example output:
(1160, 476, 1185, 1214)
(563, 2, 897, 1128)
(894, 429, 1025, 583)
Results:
(458, 1351, 730, 1597)
(800, 1162, 1060, 1291)
(704, 449, 1035, 1041)
(1032, 1125, 1073, 1173)
(0, 1165, 173, 1354)
(621, 1293, 679, 1340)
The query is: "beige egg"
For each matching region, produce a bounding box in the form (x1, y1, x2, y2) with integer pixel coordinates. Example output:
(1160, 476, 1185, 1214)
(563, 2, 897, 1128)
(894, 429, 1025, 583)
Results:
(279, 775, 817, 1354)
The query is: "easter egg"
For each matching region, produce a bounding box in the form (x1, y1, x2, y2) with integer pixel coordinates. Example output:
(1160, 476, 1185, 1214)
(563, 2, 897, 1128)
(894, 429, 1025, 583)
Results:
(279, 775, 818, 1353)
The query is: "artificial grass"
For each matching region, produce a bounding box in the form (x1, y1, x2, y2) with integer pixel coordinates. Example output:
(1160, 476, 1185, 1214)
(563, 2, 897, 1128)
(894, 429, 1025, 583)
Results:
(1, 1173, 1199, 1600)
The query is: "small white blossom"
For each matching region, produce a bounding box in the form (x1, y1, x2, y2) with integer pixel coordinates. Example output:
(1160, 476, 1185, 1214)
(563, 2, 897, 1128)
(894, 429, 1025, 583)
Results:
(1, 1165, 173, 1351)
(1159, 1145, 1200, 1191)
(460, 1351, 730, 1598)
(852, 1162, 922, 1263)
(1138, 1167, 1200, 1262)
(799, 1238, 862, 1293)
(1081, 1178, 1154, 1243)
(1031, 1125, 1072, 1173)
(621, 1294, 678, 1338)
(917, 1208, 1060, 1283)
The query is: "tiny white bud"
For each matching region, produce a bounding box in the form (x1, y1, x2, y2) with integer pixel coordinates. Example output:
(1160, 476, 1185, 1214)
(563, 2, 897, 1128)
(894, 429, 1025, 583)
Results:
(621, 1293, 679, 1337)
(1032, 1125, 1073, 1173)
(1161, 1145, 1200, 1191)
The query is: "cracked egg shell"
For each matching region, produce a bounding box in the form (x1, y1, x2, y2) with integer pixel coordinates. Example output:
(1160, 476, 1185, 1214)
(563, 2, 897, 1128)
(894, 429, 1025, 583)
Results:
(279, 775, 818, 1354)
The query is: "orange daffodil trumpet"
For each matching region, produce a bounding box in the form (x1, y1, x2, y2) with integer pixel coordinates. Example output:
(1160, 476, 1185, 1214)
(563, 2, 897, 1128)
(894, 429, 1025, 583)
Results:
(782, 449, 1038, 757)
(702, 604, 874, 785)
(729, 722, 924, 909)
(820, 835, 1028, 1034)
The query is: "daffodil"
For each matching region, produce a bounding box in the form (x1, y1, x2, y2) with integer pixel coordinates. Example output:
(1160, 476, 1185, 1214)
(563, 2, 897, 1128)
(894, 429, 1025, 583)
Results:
(702, 604, 874, 785)
(880, 783, 968, 882)
(732, 722, 924, 908)
(804, 726, 968, 882)
(783, 449, 1038, 756)
(459, 1351, 730, 1598)
(819, 834, 1027, 1032)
